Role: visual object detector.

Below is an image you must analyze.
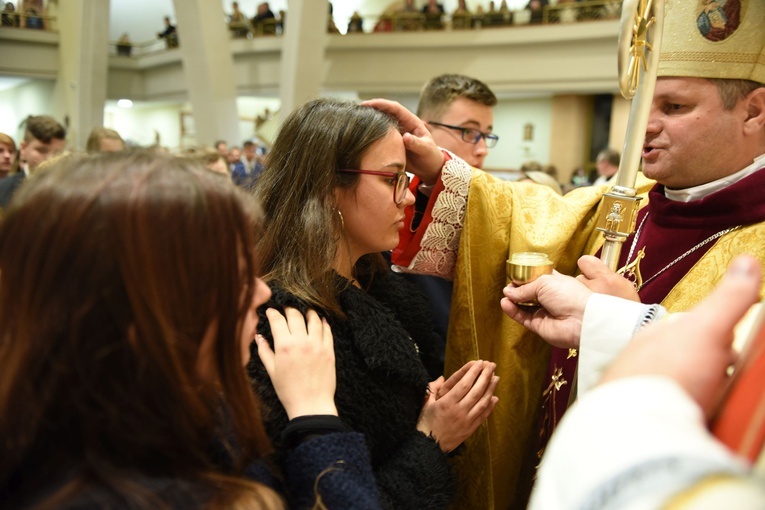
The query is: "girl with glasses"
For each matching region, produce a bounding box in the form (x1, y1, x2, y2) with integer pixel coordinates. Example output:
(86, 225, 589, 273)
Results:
(251, 98, 499, 510)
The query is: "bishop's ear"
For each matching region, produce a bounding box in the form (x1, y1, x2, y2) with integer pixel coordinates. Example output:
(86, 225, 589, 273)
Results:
(743, 86, 765, 134)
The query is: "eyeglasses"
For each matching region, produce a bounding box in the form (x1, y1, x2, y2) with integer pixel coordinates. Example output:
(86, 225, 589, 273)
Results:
(338, 169, 411, 205)
(427, 121, 499, 148)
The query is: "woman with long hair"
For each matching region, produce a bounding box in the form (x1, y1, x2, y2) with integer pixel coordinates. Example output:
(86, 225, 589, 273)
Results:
(251, 98, 499, 509)
(0, 151, 380, 509)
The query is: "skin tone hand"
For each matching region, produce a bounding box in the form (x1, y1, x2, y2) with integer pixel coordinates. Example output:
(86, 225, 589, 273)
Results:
(575, 255, 640, 302)
(417, 360, 499, 452)
(255, 307, 338, 420)
(501, 271, 593, 349)
(600, 255, 762, 417)
(362, 99, 444, 185)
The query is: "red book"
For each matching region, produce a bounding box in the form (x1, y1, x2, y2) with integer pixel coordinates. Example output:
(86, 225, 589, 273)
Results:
(711, 305, 765, 463)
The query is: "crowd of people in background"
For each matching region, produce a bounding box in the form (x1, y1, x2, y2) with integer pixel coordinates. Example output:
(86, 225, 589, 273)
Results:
(0, 117, 617, 206)
(1, 1, 45, 29)
(90, 0, 625, 57)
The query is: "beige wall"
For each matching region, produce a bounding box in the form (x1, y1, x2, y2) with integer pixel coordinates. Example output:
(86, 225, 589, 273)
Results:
(609, 93, 631, 157)
(549, 94, 593, 184)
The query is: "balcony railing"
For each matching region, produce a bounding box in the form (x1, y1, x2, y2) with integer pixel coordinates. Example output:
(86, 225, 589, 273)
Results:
(105, 0, 622, 59)
(1, 11, 56, 31)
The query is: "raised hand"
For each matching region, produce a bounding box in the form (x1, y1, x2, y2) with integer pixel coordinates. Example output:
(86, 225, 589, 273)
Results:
(255, 307, 338, 419)
(417, 360, 499, 452)
(501, 272, 593, 349)
(362, 98, 444, 185)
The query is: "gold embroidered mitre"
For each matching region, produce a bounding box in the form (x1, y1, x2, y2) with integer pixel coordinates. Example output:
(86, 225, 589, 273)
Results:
(658, 0, 764, 83)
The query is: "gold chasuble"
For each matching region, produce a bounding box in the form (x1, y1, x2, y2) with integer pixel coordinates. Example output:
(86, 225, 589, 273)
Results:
(394, 157, 765, 510)
(445, 172, 605, 510)
(421, 167, 652, 510)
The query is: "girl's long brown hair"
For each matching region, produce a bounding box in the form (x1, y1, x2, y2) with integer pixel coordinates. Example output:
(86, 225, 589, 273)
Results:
(0, 151, 280, 509)
(254, 98, 398, 315)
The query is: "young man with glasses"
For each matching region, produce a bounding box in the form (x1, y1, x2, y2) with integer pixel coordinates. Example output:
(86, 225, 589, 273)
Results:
(417, 74, 498, 169)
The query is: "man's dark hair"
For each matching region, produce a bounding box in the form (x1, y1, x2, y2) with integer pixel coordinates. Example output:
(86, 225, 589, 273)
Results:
(23, 116, 66, 144)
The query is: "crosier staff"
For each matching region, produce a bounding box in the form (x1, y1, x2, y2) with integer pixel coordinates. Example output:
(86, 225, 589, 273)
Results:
(596, 0, 664, 274)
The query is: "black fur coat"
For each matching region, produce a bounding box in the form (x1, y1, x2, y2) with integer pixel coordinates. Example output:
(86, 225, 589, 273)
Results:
(248, 270, 454, 510)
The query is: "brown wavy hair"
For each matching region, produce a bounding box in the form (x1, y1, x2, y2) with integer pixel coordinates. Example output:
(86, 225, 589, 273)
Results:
(0, 151, 281, 509)
(254, 98, 398, 316)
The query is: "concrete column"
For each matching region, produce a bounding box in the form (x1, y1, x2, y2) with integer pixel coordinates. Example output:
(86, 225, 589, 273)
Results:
(52, 0, 109, 150)
(173, 0, 239, 147)
(278, 0, 329, 121)
(549, 94, 593, 184)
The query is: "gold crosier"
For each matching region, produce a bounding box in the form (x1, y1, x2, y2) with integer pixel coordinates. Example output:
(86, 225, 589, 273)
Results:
(596, 0, 665, 273)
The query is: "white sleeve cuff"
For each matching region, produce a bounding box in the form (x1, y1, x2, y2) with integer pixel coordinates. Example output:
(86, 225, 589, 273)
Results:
(578, 294, 656, 396)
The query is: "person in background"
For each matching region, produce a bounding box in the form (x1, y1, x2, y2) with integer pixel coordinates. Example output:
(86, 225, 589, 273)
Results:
(228, 1, 249, 38)
(2, 2, 18, 27)
(593, 147, 620, 185)
(157, 15, 178, 48)
(22, 5, 42, 29)
(184, 146, 231, 177)
(250, 98, 499, 510)
(347, 11, 364, 33)
(251, 2, 276, 35)
(0, 151, 382, 509)
(214, 139, 229, 159)
(0, 133, 16, 179)
(569, 166, 590, 189)
(451, 0, 472, 30)
(422, 0, 445, 29)
(85, 127, 125, 154)
(116, 33, 132, 56)
(0, 115, 66, 208)
(228, 145, 245, 175)
(232, 140, 263, 190)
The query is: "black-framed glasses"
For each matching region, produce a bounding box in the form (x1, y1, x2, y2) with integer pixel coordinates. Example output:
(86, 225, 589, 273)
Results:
(427, 121, 499, 148)
(338, 169, 410, 205)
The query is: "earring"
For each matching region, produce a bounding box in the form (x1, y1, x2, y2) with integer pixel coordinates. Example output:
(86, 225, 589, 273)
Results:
(337, 209, 345, 230)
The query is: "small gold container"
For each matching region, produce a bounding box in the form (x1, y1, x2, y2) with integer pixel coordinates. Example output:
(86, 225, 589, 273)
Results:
(506, 252, 554, 306)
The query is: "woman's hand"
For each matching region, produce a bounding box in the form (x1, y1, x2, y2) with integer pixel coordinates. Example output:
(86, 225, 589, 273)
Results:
(255, 307, 338, 419)
(362, 98, 444, 185)
(417, 360, 499, 452)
